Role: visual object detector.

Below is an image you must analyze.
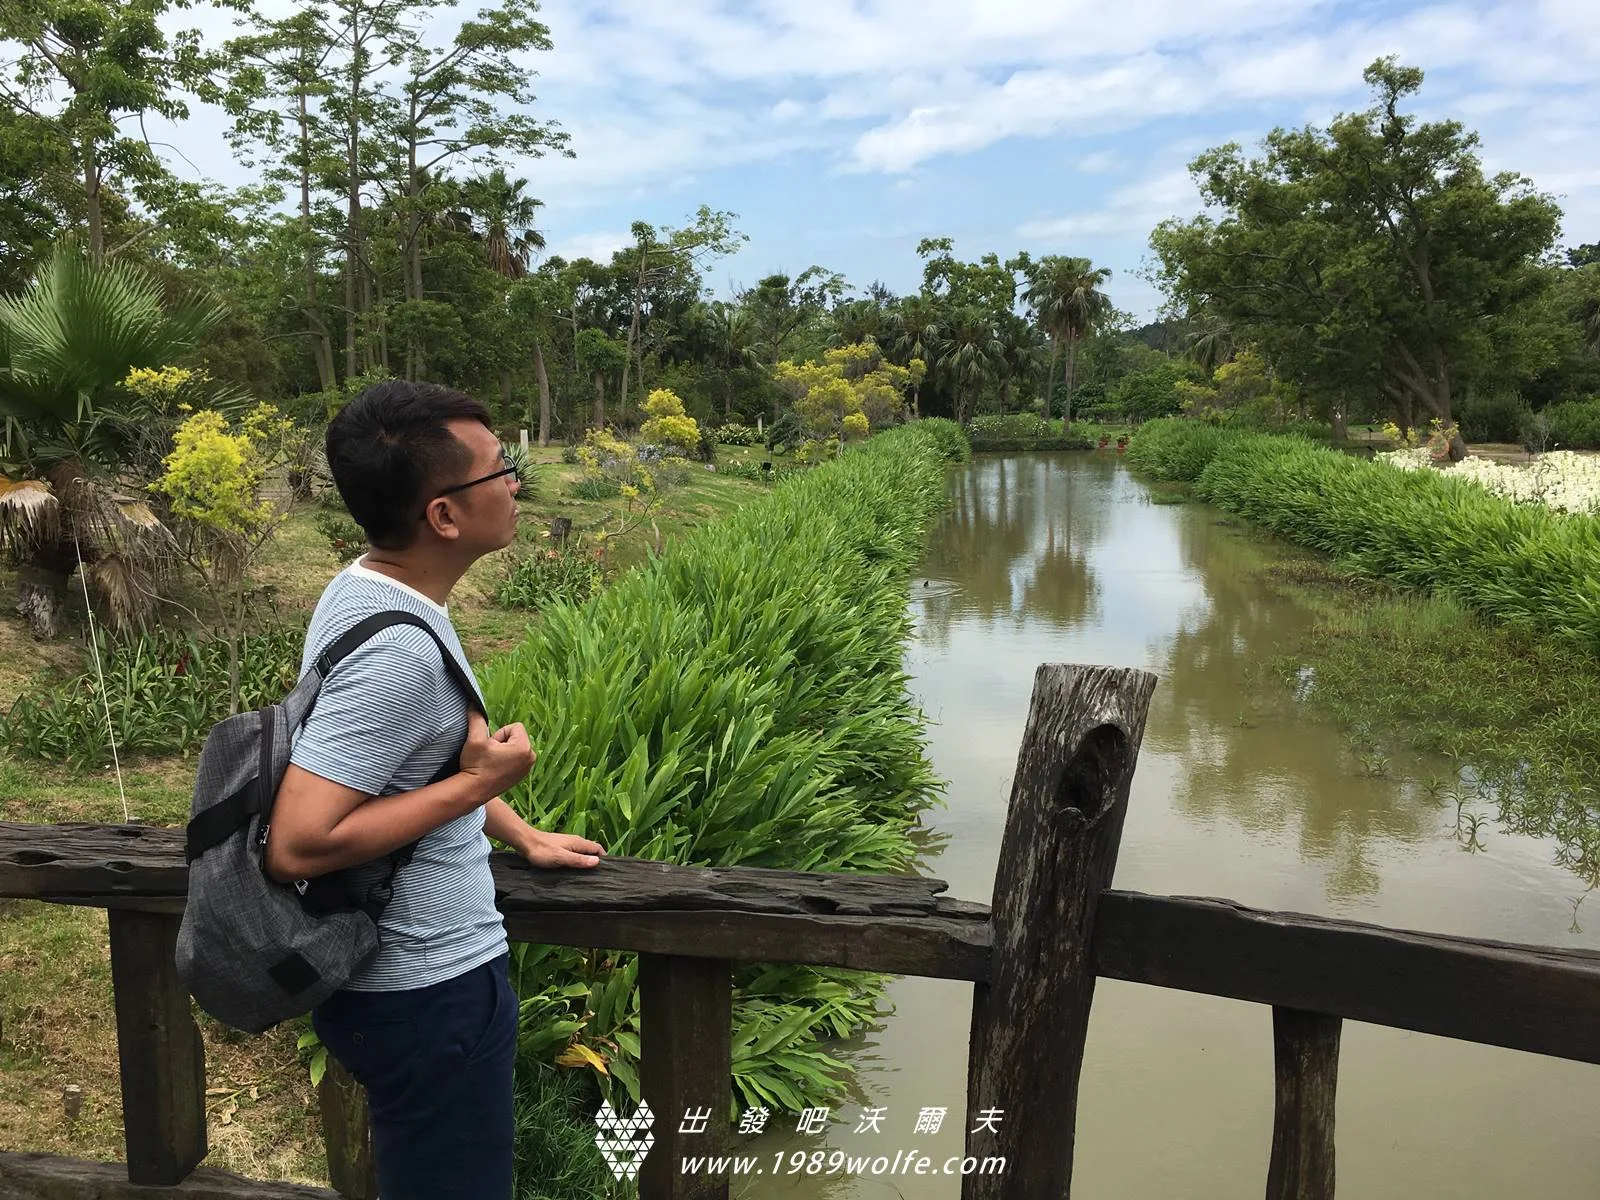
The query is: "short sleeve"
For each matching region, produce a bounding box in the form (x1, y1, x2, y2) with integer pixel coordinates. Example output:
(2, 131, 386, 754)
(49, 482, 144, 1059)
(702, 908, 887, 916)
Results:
(290, 632, 451, 795)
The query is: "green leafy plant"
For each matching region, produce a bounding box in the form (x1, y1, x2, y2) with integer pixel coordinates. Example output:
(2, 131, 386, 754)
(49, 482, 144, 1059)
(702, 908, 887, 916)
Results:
(481, 425, 959, 1117)
(497, 541, 610, 611)
(1, 623, 302, 766)
(314, 508, 366, 565)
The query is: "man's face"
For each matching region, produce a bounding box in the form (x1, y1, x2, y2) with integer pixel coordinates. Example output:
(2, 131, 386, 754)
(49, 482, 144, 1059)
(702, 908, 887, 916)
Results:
(438, 418, 520, 554)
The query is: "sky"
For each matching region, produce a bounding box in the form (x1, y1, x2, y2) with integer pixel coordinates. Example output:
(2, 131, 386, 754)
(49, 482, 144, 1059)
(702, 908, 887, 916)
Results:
(162, 0, 1600, 321)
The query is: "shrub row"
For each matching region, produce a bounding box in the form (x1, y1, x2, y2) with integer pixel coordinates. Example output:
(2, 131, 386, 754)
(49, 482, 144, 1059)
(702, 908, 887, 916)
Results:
(479, 423, 966, 1113)
(1126, 418, 1600, 653)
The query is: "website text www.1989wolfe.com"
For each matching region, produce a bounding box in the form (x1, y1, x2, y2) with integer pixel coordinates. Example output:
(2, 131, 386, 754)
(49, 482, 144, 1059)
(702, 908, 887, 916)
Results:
(679, 1149, 1009, 1179)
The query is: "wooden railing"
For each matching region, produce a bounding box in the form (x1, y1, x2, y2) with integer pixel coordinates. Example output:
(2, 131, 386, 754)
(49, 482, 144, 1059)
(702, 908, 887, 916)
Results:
(2, 664, 1599, 1199)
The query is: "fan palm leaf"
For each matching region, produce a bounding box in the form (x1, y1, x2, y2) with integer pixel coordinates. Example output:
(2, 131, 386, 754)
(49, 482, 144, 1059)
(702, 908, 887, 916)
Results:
(0, 251, 227, 427)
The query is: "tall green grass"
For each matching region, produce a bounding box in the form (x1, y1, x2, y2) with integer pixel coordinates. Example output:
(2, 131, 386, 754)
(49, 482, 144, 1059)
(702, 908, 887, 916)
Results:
(481, 424, 964, 1117)
(1126, 419, 1600, 653)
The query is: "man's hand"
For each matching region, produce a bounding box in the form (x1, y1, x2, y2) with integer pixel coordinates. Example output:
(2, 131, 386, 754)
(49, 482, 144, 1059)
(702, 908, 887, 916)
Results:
(516, 828, 606, 869)
(460, 711, 536, 800)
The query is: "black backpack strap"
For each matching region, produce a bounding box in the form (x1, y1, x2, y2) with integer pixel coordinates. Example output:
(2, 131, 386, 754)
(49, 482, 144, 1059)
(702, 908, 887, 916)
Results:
(186, 705, 278, 863)
(314, 609, 484, 719)
(297, 609, 486, 920)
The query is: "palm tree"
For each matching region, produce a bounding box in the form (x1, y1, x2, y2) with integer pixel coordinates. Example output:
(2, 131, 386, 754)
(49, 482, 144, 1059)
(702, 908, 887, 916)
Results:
(994, 316, 1042, 414)
(1183, 313, 1235, 374)
(938, 308, 1002, 425)
(460, 169, 546, 280)
(894, 295, 945, 419)
(1023, 256, 1112, 428)
(704, 301, 760, 421)
(829, 298, 891, 349)
(0, 251, 226, 636)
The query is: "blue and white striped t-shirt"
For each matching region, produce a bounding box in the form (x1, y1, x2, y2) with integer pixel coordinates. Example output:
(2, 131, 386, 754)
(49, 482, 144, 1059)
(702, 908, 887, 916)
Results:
(290, 559, 507, 991)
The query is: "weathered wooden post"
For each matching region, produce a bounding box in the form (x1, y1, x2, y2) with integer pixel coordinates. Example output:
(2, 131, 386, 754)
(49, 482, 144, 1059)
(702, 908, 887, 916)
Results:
(1265, 1008, 1340, 1200)
(962, 663, 1157, 1199)
(319, 1058, 378, 1198)
(638, 953, 732, 1200)
(107, 908, 207, 1185)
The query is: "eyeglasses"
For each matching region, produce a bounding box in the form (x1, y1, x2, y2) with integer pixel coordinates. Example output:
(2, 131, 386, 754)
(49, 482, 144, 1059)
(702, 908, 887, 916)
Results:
(420, 450, 518, 520)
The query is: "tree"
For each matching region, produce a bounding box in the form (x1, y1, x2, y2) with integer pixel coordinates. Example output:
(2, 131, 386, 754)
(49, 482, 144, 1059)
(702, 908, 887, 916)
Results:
(461, 168, 544, 279)
(0, 0, 222, 262)
(388, 0, 568, 377)
(150, 404, 292, 713)
(702, 300, 760, 420)
(507, 271, 564, 445)
(574, 328, 626, 428)
(1023, 255, 1111, 427)
(774, 342, 911, 456)
(618, 208, 745, 418)
(938, 308, 1002, 425)
(893, 293, 944, 418)
(224, 6, 341, 390)
(0, 251, 229, 635)
(1152, 58, 1562, 459)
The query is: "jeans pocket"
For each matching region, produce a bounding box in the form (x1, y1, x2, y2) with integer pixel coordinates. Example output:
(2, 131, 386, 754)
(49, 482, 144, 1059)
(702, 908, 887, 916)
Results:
(459, 961, 515, 1067)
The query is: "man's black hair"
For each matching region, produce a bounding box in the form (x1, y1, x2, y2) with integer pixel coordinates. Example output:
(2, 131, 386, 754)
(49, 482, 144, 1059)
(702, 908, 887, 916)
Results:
(325, 380, 493, 550)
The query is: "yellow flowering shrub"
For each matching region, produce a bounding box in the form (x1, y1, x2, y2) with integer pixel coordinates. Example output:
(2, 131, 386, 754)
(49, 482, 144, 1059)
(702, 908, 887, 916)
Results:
(122, 365, 205, 412)
(639, 389, 701, 453)
(152, 405, 288, 536)
(774, 343, 911, 446)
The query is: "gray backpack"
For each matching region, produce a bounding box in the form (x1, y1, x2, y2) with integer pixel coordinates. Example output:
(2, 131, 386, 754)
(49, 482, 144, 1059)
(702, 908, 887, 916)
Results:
(176, 610, 482, 1034)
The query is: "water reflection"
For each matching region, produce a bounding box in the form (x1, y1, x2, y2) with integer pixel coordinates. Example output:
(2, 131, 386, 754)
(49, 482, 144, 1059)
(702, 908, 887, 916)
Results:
(916, 456, 1103, 645)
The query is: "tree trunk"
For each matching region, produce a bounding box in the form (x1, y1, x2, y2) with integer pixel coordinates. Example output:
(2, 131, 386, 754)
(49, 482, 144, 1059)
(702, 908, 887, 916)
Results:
(533, 338, 552, 446)
(1043, 335, 1060, 423)
(344, 36, 361, 382)
(1064, 334, 1080, 432)
(592, 370, 606, 428)
(16, 559, 72, 639)
(620, 247, 648, 420)
(500, 370, 512, 417)
(299, 93, 335, 392)
(83, 141, 104, 265)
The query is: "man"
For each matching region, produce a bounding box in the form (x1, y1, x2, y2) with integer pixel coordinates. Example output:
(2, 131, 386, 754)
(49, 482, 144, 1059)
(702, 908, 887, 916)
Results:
(264, 380, 604, 1199)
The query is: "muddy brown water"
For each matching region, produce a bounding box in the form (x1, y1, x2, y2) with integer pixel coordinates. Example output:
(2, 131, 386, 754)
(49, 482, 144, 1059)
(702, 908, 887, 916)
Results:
(729, 453, 1600, 1200)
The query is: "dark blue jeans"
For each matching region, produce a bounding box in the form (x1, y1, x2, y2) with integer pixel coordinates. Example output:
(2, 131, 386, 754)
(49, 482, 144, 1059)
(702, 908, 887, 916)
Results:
(313, 953, 517, 1200)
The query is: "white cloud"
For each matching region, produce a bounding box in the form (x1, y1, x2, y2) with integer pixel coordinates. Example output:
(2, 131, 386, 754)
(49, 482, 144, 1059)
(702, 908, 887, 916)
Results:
(1017, 169, 1202, 242)
(541, 230, 632, 265)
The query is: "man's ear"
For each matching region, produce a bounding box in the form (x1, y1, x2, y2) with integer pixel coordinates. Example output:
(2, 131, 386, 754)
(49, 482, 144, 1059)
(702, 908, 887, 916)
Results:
(423, 497, 463, 541)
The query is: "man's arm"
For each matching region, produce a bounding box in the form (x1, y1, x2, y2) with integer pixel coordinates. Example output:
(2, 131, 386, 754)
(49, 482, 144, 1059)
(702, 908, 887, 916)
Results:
(265, 766, 493, 882)
(484, 797, 606, 868)
(266, 710, 534, 881)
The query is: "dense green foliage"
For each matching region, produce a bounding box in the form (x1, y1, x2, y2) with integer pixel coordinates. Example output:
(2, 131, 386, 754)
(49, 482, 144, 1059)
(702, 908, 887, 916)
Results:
(1128, 420, 1600, 654)
(1151, 60, 1567, 454)
(1541, 399, 1600, 450)
(477, 425, 960, 1113)
(1, 625, 301, 765)
(496, 544, 609, 611)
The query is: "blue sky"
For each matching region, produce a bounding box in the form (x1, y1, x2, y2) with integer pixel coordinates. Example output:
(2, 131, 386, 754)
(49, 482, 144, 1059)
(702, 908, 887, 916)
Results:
(172, 0, 1600, 321)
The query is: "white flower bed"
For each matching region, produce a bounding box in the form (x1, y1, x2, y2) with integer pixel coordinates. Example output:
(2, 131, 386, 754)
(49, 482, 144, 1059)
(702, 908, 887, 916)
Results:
(1376, 448, 1600, 515)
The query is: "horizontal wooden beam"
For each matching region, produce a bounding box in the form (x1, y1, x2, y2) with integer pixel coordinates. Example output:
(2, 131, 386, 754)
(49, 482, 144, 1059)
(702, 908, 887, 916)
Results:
(11, 822, 1600, 1064)
(503, 909, 990, 980)
(0, 1151, 337, 1199)
(1091, 891, 1600, 1065)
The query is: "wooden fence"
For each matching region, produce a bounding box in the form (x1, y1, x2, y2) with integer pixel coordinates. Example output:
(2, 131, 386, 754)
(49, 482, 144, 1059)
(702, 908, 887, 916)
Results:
(1, 664, 1598, 1199)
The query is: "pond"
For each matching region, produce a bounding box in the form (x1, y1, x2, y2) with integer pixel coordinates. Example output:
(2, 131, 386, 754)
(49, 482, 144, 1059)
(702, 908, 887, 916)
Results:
(741, 451, 1600, 1199)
